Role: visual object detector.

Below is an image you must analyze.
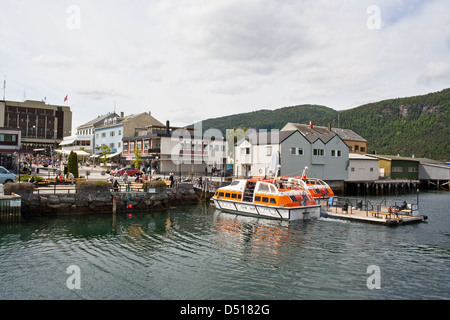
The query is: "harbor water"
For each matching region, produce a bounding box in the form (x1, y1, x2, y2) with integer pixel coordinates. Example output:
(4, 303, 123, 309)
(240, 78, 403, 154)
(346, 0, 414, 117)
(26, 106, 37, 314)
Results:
(0, 191, 449, 300)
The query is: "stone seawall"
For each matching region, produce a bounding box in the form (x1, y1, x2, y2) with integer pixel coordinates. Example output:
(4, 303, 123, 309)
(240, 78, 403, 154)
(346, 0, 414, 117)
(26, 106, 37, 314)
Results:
(18, 183, 199, 216)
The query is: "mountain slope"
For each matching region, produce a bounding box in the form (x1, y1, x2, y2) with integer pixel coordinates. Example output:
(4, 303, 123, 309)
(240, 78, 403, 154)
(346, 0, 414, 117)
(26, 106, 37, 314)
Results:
(334, 88, 450, 160)
(198, 104, 337, 132)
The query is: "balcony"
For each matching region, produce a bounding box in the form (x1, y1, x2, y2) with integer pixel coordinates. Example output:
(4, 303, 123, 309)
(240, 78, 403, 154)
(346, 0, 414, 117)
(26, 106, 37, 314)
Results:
(147, 148, 161, 154)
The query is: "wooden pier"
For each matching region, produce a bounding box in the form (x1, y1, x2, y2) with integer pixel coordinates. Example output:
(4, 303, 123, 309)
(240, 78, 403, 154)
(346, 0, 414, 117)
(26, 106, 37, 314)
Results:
(318, 198, 428, 226)
(344, 180, 420, 196)
(0, 194, 22, 223)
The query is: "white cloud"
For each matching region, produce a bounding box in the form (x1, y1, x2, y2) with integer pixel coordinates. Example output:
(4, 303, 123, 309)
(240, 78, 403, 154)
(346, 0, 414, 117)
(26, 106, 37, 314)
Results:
(0, 0, 449, 130)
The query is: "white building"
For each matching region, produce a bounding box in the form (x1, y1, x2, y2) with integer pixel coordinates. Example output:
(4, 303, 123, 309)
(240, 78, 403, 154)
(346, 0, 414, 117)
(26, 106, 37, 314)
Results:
(347, 154, 379, 181)
(94, 116, 124, 157)
(234, 130, 281, 177)
(59, 112, 121, 154)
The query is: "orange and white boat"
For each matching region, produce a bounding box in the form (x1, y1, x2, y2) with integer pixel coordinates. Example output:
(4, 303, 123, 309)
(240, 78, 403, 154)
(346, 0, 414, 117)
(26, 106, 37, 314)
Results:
(280, 176, 334, 199)
(212, 178, 321, 221)
(279, 167, 334, 199)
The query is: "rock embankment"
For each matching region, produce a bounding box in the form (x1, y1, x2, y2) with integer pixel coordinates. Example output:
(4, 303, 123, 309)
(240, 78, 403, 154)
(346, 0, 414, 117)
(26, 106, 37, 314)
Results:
(6, 182, 198, 216)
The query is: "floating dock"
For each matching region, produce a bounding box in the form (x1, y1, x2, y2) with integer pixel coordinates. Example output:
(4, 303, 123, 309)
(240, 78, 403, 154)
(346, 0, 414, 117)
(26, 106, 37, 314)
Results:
(318, 198, 428, 226)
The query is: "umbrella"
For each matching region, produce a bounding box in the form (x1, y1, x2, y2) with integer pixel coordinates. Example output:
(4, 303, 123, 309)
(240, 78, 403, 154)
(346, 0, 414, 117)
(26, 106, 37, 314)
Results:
(74, 150, 90, 156)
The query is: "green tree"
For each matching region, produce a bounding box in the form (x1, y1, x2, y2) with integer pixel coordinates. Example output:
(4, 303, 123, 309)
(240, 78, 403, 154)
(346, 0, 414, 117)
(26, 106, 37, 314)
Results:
(133, 145, 142, 169)
(100, 144, 111, 166)
(67, 151, 79, 178)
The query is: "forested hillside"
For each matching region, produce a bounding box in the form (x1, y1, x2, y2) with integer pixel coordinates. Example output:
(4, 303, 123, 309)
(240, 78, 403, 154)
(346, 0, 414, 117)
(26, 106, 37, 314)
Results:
(198, 88, 450, 161)
(198, 104, 337, 132)
(332, 88, 450, 161)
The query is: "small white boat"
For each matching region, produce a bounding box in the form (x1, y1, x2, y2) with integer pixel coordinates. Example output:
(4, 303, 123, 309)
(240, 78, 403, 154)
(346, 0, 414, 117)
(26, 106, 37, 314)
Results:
(212, 178, 321, 221)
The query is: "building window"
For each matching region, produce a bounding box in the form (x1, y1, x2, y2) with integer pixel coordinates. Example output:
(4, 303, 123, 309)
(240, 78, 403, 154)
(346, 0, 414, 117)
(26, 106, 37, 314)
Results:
(266, 146, 272, 156)
(110, 131, 115, 137)
(331, 150, 342, 157)
(241, 148, 250, 155)
(408, 167, 417, 172)
(392, 167, 403, 172)
(313, 148, 324, 156)
(290, 147, 303, 156)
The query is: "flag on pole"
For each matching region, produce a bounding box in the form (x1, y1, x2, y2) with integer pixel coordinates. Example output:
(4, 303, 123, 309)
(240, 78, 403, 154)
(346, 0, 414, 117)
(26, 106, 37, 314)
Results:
(64, 95, 68, 102)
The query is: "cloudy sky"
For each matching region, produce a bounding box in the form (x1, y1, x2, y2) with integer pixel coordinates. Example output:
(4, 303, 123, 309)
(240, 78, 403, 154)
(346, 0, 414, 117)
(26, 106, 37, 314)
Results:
(1, 0, 449, 131)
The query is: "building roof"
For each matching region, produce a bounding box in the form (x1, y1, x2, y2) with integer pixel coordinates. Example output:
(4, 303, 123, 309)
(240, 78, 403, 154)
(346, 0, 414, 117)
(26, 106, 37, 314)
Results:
(122, 112, 164, 127)
(77, 113, 120, 129)
(331, 128, 367, 142)
(411, 157, 448, 166)
(282, 123, 336, 143)
(349, 153, 379, 160)
(366, 154, 420, 162)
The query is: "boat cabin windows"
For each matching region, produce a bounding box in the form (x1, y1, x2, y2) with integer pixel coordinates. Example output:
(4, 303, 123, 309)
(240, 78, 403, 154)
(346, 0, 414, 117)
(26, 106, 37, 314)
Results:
(215, 190, 242, 201)
(258, 183, 269, 192)
(255, 182, 278, 194)
(254, 196, 277, 205)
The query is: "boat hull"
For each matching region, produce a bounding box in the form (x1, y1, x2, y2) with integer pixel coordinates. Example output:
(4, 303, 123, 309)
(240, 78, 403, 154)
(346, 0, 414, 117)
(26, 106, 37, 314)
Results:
(213, 199, 321, 221)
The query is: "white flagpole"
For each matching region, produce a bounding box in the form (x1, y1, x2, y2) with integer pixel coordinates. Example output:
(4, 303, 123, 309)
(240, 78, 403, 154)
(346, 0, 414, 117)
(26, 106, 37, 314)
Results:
(2, 75, 5, 101)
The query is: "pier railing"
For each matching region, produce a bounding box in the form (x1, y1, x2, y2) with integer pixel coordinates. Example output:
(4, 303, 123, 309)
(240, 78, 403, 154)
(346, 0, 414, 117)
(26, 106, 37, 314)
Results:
(327, 197, 419, 216)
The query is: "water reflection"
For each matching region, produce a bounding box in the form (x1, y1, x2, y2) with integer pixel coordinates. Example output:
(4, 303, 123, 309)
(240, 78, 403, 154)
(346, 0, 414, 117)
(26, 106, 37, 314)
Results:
(1, 193, 449, 300)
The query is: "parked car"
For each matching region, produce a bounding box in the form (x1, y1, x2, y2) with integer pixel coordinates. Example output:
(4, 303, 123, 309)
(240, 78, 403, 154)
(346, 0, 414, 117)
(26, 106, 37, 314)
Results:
(114, 167, 140, 177)
(0, 166, 18, 184)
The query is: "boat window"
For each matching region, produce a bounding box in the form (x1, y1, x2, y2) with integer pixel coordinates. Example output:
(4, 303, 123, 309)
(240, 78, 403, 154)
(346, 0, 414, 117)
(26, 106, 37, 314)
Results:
(270, 198, 277, 204)
(225, 193, 231, 198)
(231, 193, 237, 199)
(238, 194, 242, 200)
(269, 185, 277, 193)
(258, 183, 269, 192)
(219, 192, 224, 197)
(230, 181, 240, 186)
(262, 197, 269, 203)
(289, 196, 297, 202)
(255, 196, 261, 202)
